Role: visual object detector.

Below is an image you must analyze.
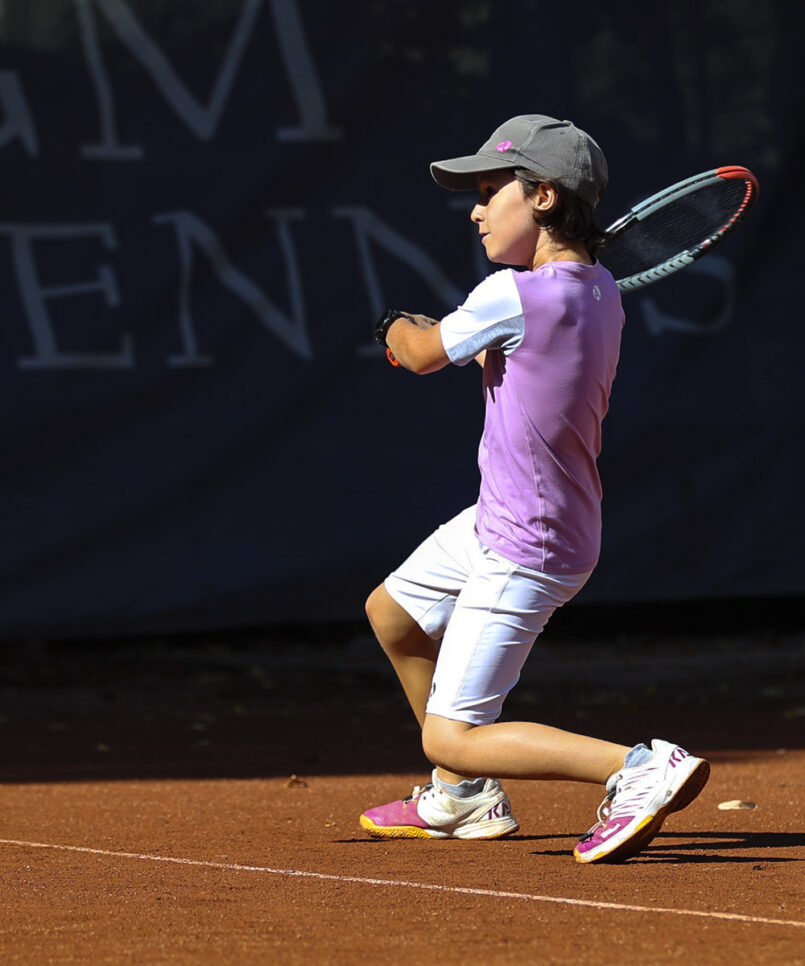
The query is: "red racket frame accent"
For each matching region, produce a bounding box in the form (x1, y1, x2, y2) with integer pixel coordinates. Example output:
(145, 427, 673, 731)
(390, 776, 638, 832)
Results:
(713, 166, 759, 242)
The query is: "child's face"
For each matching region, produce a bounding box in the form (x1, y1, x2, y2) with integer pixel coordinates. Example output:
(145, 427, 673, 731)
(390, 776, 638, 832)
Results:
(472, 170, 541, 268)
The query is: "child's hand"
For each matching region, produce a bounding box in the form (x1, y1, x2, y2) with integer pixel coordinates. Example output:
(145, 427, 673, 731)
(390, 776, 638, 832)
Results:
(374, 309, 413, 347)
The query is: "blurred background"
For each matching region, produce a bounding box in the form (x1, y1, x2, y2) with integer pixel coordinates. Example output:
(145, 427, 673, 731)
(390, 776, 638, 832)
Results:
(1, 0, 802, 642)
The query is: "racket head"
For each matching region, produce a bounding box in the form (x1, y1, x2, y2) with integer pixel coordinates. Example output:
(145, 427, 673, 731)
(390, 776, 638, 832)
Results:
(600, 166, 759, 293)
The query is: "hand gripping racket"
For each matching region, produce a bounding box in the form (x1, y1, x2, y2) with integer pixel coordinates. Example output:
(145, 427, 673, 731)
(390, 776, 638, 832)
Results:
(599, 165, 758, 293)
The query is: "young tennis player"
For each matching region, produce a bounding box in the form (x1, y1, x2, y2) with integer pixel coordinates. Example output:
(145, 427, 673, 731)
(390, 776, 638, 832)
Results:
(361, 115, 709, 863)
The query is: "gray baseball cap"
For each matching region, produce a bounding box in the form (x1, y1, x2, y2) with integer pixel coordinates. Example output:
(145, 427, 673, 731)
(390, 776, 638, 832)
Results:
(430, 114, 608, 208)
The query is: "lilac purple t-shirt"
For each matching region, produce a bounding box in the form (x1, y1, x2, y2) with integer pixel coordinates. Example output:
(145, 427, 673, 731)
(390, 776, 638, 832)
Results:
(439, 262, 624, 574)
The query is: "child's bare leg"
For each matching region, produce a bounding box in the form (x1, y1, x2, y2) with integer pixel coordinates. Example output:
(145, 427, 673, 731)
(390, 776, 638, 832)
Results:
(365, 586, 478, 784)
(422, 714, 629, 785)
(365, 583, 439, 728)
(366, 584, 592, 784)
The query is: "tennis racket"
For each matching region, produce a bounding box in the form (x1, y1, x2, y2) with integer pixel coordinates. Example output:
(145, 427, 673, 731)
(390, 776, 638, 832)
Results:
(599, 165, 758, 293)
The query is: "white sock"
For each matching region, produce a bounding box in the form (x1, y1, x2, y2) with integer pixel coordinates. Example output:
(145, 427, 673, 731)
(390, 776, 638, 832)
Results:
(606, 743, 652, 792)
(624, 742, 653, 768)
(436, 776, 486, 799)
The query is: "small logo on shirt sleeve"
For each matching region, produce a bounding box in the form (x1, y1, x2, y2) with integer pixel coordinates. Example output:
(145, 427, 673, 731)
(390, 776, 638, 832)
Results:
(592, 285, 602, 301)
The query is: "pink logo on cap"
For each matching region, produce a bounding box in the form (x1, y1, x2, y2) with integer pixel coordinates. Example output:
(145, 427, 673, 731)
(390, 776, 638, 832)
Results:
(496, 140, 513, 152)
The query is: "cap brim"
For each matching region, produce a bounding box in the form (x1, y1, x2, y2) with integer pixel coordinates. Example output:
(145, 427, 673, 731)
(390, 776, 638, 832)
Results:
(430, 154, 518, 191)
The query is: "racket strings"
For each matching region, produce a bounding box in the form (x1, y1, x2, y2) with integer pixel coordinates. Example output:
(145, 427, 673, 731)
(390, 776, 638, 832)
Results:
(600, 177, 753, 280)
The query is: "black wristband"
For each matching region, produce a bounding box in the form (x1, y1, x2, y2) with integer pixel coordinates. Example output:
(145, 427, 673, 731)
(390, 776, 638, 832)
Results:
(374, 309, 412, 347)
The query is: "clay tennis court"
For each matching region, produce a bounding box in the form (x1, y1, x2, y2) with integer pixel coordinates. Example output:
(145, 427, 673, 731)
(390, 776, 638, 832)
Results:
(1, 617, 803, 964)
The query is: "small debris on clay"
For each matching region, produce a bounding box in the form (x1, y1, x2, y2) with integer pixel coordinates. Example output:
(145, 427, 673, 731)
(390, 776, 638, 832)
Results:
(285, 774, 309, 788)
(717, 799, 757, 810)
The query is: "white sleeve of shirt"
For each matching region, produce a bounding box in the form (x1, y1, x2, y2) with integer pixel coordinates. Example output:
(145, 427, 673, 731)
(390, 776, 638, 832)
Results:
(439, 269, 525, 367)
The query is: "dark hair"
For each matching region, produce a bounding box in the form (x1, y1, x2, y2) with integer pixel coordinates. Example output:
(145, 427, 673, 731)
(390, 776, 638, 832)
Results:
(513, 168, 607, 258)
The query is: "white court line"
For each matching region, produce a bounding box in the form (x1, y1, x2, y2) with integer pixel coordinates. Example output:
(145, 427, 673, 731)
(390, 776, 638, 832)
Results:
(1, 837, 803, 930)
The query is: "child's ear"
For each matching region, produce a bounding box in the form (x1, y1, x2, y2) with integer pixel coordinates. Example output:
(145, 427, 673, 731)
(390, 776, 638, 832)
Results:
(533, 183, 559, 212)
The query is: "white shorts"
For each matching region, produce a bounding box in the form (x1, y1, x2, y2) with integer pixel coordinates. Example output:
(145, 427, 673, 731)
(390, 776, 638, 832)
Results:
(384, 506, 591, 726)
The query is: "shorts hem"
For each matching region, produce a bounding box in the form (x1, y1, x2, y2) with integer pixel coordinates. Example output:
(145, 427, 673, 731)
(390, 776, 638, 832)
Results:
(425, 707, 497, 727)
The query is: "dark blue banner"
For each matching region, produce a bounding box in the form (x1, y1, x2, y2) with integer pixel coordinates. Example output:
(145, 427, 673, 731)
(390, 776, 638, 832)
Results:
(1, 1, 801, 638)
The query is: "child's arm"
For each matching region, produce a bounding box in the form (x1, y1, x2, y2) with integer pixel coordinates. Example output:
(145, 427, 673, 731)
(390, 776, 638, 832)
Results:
(383, 314, 450, 374)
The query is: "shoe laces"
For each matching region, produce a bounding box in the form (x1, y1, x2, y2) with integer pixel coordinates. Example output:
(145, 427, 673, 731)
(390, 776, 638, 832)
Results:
(403, 782, 435, 805)
(595, 789, 615, 825)
(580, 788, 615, 841)
(582, 764, 658, 839)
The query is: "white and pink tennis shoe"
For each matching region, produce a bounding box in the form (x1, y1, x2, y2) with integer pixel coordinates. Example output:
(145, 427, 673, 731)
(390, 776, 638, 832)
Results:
(574, 738, 710, 863)
(360, 770, 519, 840)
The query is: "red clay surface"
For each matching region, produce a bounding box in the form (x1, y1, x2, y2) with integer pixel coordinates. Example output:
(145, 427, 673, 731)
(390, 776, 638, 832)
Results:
(1, 623, 804, 964)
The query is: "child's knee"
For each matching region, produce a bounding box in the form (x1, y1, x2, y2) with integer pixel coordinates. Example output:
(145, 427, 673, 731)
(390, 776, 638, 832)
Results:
(365, 584, 425, 654)
(365, 584, 392, 640)
(421, 726, 446, 767)
(422, 717, 470, 771)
